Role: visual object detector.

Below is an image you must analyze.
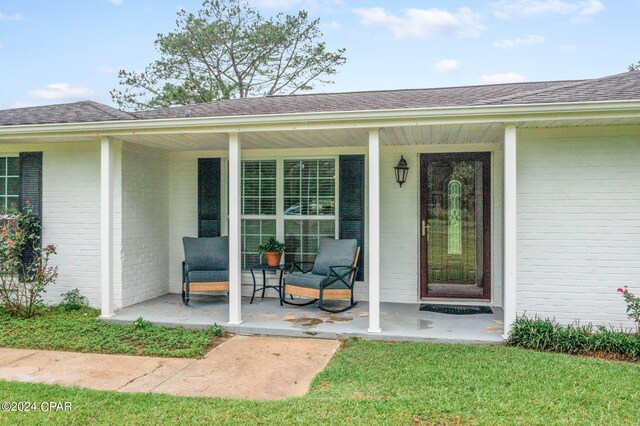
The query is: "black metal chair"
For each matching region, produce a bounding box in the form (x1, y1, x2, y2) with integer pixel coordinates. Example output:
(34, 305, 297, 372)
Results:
(282, 238, 360, 313)
(182, 236, 229, 305)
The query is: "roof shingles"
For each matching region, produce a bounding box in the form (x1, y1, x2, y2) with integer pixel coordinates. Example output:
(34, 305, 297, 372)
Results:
(2, 72, 639, 126)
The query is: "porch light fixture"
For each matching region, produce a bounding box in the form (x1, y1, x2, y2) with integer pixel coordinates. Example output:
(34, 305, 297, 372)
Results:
(394, 155, 409, 187)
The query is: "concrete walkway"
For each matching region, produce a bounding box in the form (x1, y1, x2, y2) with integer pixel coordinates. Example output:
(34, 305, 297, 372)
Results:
(0, 336, 341, 400)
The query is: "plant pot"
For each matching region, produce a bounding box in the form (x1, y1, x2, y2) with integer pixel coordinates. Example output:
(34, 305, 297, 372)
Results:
(265, 251, 282, 267)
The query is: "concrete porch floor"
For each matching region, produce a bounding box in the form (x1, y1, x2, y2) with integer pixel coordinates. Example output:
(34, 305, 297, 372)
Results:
(106, 294, 505, 343)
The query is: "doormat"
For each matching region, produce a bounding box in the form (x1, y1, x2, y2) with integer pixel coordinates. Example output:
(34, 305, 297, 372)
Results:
(419, 304, 493, 315)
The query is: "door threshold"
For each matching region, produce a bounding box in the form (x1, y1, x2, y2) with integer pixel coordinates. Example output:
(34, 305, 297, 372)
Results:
(419, 298, 493, 306)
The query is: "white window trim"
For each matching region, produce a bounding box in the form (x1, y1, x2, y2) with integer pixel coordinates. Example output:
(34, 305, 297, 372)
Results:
(227, 155, 340, 269)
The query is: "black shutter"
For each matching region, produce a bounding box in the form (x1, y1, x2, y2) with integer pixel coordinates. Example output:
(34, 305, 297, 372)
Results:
(19, 152, 43, 267)
(19, 152, 43, 219)
(339, 155, 365, 281)
(198, 158, 221, 237)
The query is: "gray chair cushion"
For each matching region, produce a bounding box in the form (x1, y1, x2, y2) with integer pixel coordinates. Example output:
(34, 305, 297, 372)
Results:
(311, 238, 357, 276)
(285, 272, 348, 290)
(183, 236, 229, 271)
(188, 270, 229, 283)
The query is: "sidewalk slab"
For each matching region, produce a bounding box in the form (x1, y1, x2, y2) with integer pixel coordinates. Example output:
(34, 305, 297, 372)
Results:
(150, 335, 340, 400)
(0, 349, 38, 367)
(0, 336, 341, 400)
(0, 348, 192, 391)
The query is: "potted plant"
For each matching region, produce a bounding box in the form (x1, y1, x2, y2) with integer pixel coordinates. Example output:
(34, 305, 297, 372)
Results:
(257, 237, 286, 267)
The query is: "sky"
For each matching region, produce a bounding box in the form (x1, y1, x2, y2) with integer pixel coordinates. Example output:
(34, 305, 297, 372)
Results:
(0, 0, 638, 110)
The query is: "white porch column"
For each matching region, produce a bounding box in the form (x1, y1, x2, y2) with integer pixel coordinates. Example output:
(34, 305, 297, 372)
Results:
(368, 129, 381, 333)
(100, 137, 114, 318)
(228, 132, 243, 325)
(503, 126, 517, 338)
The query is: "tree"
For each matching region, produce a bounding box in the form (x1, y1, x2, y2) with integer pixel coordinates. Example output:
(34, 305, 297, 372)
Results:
(630, 60, 640, 71)
(111, 0, 346, 110)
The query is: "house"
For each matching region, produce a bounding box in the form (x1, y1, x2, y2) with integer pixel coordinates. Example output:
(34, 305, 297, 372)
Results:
(2, 71, 640, 338)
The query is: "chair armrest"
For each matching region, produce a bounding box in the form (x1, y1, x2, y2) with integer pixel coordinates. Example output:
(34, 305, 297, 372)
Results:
(292, 261, 315, 274)
(322, 265, 358, 289)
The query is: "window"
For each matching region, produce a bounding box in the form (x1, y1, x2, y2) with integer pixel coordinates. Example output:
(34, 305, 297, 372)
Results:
(239, 158, 337, 269)
(240, 160, 277, 269)
(447, 179, 462, 255)
(242, 160, 276, 215)
(0, 156, 20, 214)
(283, 159, 336, 264)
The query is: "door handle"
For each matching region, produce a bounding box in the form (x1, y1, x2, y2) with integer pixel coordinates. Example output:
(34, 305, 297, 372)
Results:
(421, 220, 430, 237)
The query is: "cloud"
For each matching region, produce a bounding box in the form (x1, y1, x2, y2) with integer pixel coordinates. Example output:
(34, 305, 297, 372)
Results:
(435, 59, 461, 74)
(480, 73, 527, 84)
(0, 11, 22, 21)
(321, 20, 341, 30)
(107, 0, 123, 5)
(491, 0, 604, 21)
(97, 65, 115, 74)
(10, 101, 39, 108)
(28, 83, 96, 100)
(353, 7, 485, 40)
(493, 34, 545, 49)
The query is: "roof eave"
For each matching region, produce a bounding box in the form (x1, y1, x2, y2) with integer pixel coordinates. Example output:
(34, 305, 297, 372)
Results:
(2, 100, 640, 140)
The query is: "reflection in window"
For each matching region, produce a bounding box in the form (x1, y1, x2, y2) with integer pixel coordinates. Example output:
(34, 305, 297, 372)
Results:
(241, 219, 276, 269)
(0, 156, 20, 214)
(448, 179, 462, 255)
(283, 159, 335, 216)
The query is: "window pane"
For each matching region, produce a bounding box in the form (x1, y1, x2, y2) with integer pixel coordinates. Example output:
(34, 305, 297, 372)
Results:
(6, 177, 20, 196)
(0, 177, 5, 196)
(6, 157, 19, 175)
(0, 158, 5, 176)
(260, 161, 276, 179)
(242, 219, 277, 270)
(318, 160, 335, 177)
(283, 159, 335, 216)
(284, 219, 335, 264)
(6, 197, 19, 213)
(242, 160, 276, 215)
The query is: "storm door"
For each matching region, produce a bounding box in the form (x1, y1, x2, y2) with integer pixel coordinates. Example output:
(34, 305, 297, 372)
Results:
(420, 153, 491, 299)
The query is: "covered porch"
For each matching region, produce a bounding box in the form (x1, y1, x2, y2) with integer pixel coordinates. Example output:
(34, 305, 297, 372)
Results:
(93, 114, 517, 341)
(106, 294, 505, 343)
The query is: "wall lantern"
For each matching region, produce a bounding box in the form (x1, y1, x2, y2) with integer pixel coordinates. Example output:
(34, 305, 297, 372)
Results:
(394, 155, 409, 187)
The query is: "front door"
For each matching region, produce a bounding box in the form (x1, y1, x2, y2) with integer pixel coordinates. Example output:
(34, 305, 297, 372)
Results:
(420, 152, 491, 299)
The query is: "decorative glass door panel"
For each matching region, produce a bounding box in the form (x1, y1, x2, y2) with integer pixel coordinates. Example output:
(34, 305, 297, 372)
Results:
(420, 153, 491, 299)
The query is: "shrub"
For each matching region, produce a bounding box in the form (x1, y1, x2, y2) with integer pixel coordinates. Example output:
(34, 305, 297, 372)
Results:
(211, 323, 224, 337)
(134, 317, 152, 330)
(0, 206, 58, 318)
(59, 288, 89, 311)
(508, 315, 640, 361)
(618, 286, 640, 332)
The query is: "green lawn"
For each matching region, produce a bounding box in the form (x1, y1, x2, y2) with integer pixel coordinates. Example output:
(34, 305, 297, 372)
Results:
(1, 340, 638, 425)
(0, 306, 221, 358)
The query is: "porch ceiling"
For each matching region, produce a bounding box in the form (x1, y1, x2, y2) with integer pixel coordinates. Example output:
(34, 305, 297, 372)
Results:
(114, 122, 507, 150)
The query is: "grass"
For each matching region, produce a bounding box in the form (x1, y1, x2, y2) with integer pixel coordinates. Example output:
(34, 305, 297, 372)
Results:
(0, 339, 638, 425)
(0, 306, 222, 358)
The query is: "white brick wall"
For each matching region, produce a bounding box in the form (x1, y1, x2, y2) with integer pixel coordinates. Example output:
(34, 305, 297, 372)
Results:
(0, 142, 104, 306)
(167, 144, 503, 305)
(517, 126, 640, 329)
(121, 143, 169, 307)
(168, 152, 202, 294)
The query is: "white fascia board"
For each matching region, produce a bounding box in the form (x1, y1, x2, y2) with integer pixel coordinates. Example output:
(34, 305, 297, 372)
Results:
(2, 100, 640, 140)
